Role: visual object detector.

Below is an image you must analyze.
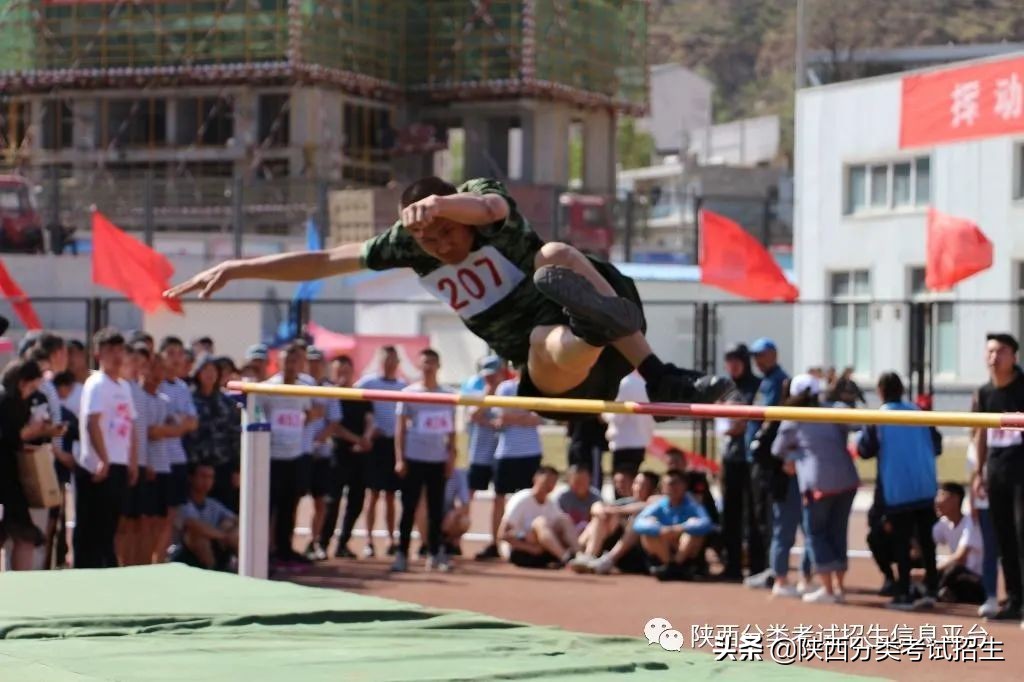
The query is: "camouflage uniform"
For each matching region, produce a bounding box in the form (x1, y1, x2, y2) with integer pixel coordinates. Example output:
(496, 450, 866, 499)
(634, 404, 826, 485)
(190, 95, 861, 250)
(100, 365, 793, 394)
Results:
(360, 178, 644, 405)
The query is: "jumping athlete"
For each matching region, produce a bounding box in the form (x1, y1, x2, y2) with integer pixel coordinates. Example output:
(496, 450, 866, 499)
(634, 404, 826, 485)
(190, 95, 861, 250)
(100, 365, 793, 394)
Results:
(165, 177, 732, 413)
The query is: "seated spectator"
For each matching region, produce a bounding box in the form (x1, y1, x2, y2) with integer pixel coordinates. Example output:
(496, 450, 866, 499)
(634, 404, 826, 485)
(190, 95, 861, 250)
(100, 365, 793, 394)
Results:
(441, 468, 472, 555)
(172, 463, 238, 571)
(686, 469, 722, 575)
(633, 469, 714, 581)
(933, 482, 986, 605)
(611, 466, 636, 500)
(571, 470, 661, 575)
(499, 466, 577, 568)
(554, 464, 603, 539)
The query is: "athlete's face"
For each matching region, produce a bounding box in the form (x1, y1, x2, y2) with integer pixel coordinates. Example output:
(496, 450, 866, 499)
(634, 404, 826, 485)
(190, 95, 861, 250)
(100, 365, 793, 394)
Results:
(407, 217, 474, 265)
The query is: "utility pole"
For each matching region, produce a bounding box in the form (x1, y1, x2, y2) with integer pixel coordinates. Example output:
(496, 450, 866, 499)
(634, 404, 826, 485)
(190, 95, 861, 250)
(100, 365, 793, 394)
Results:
(795, 0, 807, 90)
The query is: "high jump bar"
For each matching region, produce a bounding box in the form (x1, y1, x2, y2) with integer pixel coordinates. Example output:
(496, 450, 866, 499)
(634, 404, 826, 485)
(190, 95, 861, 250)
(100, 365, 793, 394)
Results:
(226, 381, 1024, 430)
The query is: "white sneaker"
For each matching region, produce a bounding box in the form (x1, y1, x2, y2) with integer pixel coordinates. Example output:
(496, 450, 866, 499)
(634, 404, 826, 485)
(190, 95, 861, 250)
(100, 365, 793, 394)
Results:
(426, 550, 451, 573)
(979, 597, 1000, 619)
(745, 569, 773, 590)
(569, 554, 595, 574)
(796, 579, 810, 595)
(771, 584, 801, 599)
(590, 554, 615, 575)
(835, 591, 846, 604)
(802, 587, 838, 605)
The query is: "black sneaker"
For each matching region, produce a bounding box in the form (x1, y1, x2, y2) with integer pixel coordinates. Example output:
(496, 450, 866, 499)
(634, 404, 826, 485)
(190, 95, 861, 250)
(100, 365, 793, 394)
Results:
(878, 578, 896, 597)
(417, 545, 430, 558)
(653, 562, 696, 582)
(386, 543, 399, 557)
(304, 541, 327, 562)
(445, 542, 462, 557)
(475, 544, 500, 561)
(645, 363, 735, 408)
(335, 544, 357, 559)
(987, 604, 1023, 621)
(886, 594, 915, 611)
(533, 265, 643, 346)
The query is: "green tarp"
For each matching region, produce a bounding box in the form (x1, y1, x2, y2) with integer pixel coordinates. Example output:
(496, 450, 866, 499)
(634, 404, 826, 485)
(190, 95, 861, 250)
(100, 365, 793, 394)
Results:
(0, 565, 871, 681)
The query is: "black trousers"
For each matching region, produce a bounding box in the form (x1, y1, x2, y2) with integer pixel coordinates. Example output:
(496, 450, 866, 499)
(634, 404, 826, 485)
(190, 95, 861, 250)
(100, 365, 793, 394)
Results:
(748, 461, 774, 575)
(722, 458, 757, 576)
(269, 455, 311, 557)
(939, 564, 987, 604)
(319, 451, 367, 548)
(987, 451, 1024, 609)
(889, 505, 938, 598)
(73, 464, 127, 569)
(866, 517, 896, 581)
(398, 460, 446, 556)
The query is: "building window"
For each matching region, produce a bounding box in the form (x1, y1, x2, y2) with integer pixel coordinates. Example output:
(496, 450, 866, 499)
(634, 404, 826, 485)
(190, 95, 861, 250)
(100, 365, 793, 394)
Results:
(41, 101, 74, 150)
(177, 97, 234, 147)
(100, 98, 167, 149)
(846, 156, 930, 214)
(258, 95, 290, 147)
(910, 267, 956, 376)
(830, 270, 871, 375)
(0, 98, 29, 166)
(341, 102, 393, 186)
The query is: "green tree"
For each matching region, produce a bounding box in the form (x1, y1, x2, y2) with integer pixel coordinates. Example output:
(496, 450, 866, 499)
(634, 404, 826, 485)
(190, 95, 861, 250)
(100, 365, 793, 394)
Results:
(617, 118, 654, 170)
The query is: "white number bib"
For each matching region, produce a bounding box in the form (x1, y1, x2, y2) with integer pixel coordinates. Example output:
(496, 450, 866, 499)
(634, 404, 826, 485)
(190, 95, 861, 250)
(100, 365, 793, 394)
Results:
(416, 409, 454, 435)
(272, 409, 305, 433)
(987, 428, 1023, 448)
(419, 246, 525, 319)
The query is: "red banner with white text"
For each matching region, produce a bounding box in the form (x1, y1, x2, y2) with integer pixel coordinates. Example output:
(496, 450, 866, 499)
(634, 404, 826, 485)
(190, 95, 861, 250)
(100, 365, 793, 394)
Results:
(901, 55, 1024, 148)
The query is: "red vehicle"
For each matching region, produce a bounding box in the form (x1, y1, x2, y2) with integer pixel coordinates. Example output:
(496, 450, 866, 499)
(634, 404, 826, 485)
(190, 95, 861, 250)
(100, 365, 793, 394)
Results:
(559, 193, 614, 259)
(0, 175, 44, 253)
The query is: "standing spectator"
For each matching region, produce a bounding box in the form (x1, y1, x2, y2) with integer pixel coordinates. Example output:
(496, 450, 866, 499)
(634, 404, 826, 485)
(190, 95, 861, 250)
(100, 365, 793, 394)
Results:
(392, 349, 456, 572)
(129, 330, 155, 353)
(185, 355, 242, 512)
(171, 463, 238, 571)
(932, 482, 986, 605)
(441, 468, 472, 555)
(866, 479, 898, 597)
(744, 338, 791, 590)
(719, 343, 761, 581)
(827, 367, 866, 407)
(258, 342, 318, 567)
(62, 340, 88, 418)
(572, 470, 661, 575)
(244, 344, 269, 382)
(117, 343, 149, 566)
(567, 416, 608, 489)
(554, 464, 603, 539)
(356, 346, 407, 557)
(191, 336, 215, 357)
(972, 333, 1024, 622)
(857, 371, 941, 611)
(136, 352, 178, 564)
(52, 370, 80, 567)
(215, 356, 240, 389)
(158, 337, 200, 558)
(499, 466, 577, 568)
(772, 374, 859, 605)
(302, 347, 341, 561)
(319, 355, 374, 559)
(492, 374, 544, 546)
(74, 328, 138, 569)
(633, 469, 714, 581)
(0, 359, 56, 570)
(465, 356, 504, 560)
(603, 371, 655, 476)
(967, 424, 1001, 618)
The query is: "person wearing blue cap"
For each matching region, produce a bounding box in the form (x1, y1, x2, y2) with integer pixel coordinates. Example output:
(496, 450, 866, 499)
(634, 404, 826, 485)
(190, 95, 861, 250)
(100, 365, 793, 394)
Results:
(244, 344, 269, 382)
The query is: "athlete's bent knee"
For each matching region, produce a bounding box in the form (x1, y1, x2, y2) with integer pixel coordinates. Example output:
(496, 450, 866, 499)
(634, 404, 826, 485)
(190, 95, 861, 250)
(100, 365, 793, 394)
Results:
(535, 242, 583, 269)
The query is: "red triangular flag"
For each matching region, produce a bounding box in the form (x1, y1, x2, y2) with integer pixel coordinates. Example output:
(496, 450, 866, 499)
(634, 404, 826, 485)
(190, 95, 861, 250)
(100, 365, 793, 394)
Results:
(926, 208, 993, 291)
(91, 210, 183, 314)
(0, 260, 42, 330)
(699, 210, 799, 302)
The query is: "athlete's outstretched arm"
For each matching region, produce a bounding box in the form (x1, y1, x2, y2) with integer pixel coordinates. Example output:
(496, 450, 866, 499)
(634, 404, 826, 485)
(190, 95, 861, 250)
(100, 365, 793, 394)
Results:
(402, 193, 509, 230)
(164, 242, 365, 299)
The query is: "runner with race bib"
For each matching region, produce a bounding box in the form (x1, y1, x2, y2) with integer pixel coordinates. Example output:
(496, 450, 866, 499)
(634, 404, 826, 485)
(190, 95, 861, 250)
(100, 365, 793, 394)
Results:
(166, 177, 734, 416)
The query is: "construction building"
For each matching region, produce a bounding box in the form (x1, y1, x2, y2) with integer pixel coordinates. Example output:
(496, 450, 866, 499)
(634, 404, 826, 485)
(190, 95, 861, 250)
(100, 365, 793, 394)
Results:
(0, 0, 647, 243)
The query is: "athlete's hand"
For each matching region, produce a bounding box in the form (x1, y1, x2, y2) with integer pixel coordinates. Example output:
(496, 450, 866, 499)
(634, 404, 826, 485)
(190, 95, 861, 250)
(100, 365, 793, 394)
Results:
(164, 260, 239, 300)
(394, 459, 407, 478)
(401, 195, 443, 231)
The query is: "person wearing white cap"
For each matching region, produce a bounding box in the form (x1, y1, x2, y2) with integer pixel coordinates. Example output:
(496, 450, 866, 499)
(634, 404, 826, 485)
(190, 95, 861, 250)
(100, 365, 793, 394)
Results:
(772, 374, 859, 605)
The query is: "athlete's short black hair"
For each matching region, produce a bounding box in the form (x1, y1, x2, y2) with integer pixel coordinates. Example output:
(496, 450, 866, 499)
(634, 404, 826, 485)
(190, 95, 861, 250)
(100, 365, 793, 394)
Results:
(401, 176, 457, 208)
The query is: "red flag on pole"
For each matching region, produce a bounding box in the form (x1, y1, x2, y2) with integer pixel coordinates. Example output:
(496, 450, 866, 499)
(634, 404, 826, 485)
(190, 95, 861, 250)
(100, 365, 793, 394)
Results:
(925, 208, 993, 291)
(699, 209, 799, 302)
(0, 260, 42, 330)
(91, 210, 183, 314)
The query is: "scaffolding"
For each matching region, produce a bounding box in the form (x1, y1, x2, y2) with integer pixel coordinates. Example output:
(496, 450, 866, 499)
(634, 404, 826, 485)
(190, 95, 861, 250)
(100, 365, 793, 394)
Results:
(0, 0, 646, 111)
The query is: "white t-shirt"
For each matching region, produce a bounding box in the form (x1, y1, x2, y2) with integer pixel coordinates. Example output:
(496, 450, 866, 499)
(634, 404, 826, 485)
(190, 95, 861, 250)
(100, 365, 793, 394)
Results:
(257, 375, 312, 461)
(77, 371, 137, 473)
(932, 514, 984, 575)
(61, 381, 84, 419)
(501, 488, 567, 536)
(604, 372, 655, 452)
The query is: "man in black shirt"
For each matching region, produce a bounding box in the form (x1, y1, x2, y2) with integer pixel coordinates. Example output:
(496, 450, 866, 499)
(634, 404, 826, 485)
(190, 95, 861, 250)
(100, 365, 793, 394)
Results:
(319, 355, 375, 558)
(973, 332, 1024, 623)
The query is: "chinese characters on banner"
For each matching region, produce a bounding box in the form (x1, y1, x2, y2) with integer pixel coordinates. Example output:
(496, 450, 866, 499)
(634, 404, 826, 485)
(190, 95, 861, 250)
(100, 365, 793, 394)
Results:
(901, 55, 1024, 148)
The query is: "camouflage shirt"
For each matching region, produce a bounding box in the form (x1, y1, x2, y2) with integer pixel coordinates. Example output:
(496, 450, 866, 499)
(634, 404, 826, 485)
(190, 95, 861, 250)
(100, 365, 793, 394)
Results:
(360, 178, 561, 365)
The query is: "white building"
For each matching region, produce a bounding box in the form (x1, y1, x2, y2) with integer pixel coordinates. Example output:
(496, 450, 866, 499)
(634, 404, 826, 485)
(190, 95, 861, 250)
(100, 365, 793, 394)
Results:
(794, 53, 1024, 397)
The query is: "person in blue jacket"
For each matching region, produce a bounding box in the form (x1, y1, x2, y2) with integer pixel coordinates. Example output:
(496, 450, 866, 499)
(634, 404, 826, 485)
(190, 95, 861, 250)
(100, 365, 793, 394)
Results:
(856, 371, 942, 611)
(633, 468, 714, 581)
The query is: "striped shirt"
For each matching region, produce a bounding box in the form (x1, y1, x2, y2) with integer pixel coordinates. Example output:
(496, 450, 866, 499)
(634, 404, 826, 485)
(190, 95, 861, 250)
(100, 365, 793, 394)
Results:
(301, 379, 342, 457)
(494, 379, 542, 459)
(137, 386, 172, 473)
(160, 378, 197, 466)
(130, 382, 149, 468)
(444, 468, 471, 512)
(355, 375, 407, 437)
(467, 406, 499, 466)
(41, 378, 64, 452)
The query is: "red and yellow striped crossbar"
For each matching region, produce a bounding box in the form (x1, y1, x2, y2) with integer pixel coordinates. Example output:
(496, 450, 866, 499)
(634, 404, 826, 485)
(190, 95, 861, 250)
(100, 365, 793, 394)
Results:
(227, 381, 1024, 430)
